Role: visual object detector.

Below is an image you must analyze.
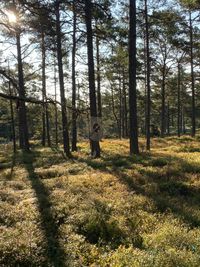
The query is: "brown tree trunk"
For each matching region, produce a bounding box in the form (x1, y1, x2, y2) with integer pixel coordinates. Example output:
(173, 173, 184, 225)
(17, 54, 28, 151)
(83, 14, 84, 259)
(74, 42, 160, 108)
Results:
(41, 31, 46, 146)
(41, 32, 51, 147)
(16, 32, 29, 151)
(129, 0, 139, 154)
(111, 85, 121, 138)
(161, 64, 166, 138)
(9, 81, 16, 153)
(166, 101, 170, 136)
(177, 63, 181, 137)
(55, 1, 70, 156)
(122, 70, 127, 138)
(96, 27, 102, 118)
(85, 0, 100, 157)
(119, 76, 122, 139)
(189, 11, 195, 137)
(182, 106, 186, 134)
(54, 61, 58, 147)
(71, 0, 77, 152)
(145, 0, 151, 150)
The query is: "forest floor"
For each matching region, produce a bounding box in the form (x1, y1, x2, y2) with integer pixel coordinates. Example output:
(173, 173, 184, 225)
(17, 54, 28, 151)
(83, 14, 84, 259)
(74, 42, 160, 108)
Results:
(0, 137, 200, 266)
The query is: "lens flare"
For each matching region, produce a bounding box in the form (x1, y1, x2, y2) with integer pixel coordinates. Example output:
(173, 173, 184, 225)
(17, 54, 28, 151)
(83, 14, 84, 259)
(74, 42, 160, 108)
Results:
(6, 11, 17, 24)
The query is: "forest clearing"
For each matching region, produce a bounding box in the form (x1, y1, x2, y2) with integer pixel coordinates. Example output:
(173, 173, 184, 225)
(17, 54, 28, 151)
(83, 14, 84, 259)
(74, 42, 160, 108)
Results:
(1, 137, 200, 266)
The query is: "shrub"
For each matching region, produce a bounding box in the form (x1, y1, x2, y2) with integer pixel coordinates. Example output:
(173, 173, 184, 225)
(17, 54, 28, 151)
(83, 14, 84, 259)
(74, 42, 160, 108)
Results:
(151, 157, 169, 167)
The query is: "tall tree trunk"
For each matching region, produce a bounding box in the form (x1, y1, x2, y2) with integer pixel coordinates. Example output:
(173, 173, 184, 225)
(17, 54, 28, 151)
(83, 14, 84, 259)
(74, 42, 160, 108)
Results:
(96, 25, 102, 118)
(129, 0, 139, 154)
(41, 31, 51, 147)
(55, 1, 70, 156)
(144, 0, 151, 150)
(119, 76, 122, 139)
(177, 62, 181, 137)
(111, 85, 121, 138)
(54, 60, 58, 146)
(182, 106, 185, 134)
(8, 61, 16, 153)
(16, 32, 29, 151)
(166, 101, 170, 135)
(85, 0, 100, 158)
(71, 0, 77, 152)
(161, 64, 166, 138)
(122, 70, 127, 138)
(189, 11, 195, 137)
(41, 31, 46, 146)
(9, 81, 16, 153)
(45, 105, 51, 146)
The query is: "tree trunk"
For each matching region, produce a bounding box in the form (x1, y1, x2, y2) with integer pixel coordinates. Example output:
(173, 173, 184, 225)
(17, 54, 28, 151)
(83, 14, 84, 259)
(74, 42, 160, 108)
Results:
(122, 70, 128, 138)
(41, 31, 46, 146)
(16, 32, 29, 151)
(177, 63, 181, 137)
(45, 105, 51, 146)
(85, 0, 100, 158)
(9, 81, 16, 153)
(96, 27, 102, 118)
(119, 76, 122, 139)
(189, 11, 195, 137)
(55, 1, 70, 156)
(182, 106, 186, 134)
(71, 0, 77, 152)
(111, 85, 121, 138)
(41, 32, 51, 147)
(145, 0, 151, 150)
(161, 64, 166, 138)
(166, 102, 170, 136)
(54, 61, 58, 147)
(129, 0, 139, 154)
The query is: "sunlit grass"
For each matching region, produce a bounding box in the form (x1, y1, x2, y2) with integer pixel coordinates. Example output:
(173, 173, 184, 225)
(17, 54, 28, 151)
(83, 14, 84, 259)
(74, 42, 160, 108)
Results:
(1, 136, 200, 266)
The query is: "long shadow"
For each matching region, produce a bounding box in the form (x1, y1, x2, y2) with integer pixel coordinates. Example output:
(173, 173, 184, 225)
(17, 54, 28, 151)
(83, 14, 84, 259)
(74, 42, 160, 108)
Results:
(22, 151, 67, 267)
(78, 152, 200, 228)
(114, 169, 200, 227)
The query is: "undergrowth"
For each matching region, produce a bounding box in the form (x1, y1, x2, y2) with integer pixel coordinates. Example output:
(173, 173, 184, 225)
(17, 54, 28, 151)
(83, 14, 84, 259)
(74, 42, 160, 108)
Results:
(0, 137, 200, 266)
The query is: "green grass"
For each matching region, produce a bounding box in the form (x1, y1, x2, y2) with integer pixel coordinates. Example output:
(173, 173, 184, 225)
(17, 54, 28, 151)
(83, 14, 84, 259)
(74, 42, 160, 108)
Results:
(1, 137, 200, 266)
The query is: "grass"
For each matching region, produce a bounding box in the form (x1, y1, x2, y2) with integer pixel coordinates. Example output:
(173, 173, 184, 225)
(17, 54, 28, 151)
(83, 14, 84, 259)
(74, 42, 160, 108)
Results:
(1, 137, 200, 266)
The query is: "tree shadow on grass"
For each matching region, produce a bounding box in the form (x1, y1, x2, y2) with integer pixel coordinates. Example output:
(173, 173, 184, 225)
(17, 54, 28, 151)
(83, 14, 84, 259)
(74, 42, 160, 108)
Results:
(77, 151, 152, 172)
(78, 152, 200, 228)
(115, 168, 200, 228)
(21, 150, 67, 267)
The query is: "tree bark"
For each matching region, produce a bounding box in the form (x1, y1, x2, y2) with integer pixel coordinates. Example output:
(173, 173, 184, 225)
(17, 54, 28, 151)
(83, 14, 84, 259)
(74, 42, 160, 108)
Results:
(9, 81, 16, 153)
(16, 32, 29, 151)
(161, 64, 166, 137)
(177, 63, 181, 137)
(111, 85, 121, 138)
(71, 0, 77, 152)
(122, 70, 128, 138)
(41, 31, 51, 147)
(41, 31, 46, 146)
(55, 1, 70, 156)
(54, 60, 58, 146)
(119, 76, 122, 139)
(129, 0, 139, 154)
(85, 0, 100, 157)
(96, 28, 102, 118)
(144, 0, 151, 150)
(189, 11, 195, 137)
(166, 101, 170, 136)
